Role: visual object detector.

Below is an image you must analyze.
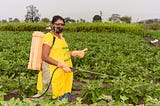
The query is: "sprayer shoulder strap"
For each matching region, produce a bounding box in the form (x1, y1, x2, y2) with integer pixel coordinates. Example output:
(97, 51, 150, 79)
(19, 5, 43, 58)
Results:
(50, 32, 56, 48)
(51, 35, 56, 47)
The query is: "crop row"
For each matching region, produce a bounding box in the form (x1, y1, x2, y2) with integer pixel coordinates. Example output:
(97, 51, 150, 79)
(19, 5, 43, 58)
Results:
(0, 22, 146, 35)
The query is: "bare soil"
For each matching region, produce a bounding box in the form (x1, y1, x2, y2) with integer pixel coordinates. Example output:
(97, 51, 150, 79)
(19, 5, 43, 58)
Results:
(4, 90, 23, 101)
(143, 36, 160, 47)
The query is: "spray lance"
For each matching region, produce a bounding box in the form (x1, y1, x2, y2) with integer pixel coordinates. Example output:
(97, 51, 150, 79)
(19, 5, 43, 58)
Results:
(71, 67, 112, 77)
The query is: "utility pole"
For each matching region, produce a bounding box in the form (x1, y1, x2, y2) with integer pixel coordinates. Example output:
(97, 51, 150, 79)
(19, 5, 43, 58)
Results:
(100, 10, 102, 21)
(100, 11, 102, 17)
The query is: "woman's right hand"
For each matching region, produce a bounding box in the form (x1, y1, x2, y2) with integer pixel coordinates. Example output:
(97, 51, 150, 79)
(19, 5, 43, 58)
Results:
(57, 61, 71, 72)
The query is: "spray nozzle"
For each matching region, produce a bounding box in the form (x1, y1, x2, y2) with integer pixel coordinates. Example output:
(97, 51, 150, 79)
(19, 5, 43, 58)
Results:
(70, 67, 77, 72)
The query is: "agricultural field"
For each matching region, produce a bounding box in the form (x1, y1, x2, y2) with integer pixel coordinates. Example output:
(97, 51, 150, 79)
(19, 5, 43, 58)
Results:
(1, 23, 160, 105)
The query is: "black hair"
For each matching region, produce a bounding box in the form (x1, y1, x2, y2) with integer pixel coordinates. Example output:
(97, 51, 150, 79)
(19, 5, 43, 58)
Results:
(51, 15, 65, 24)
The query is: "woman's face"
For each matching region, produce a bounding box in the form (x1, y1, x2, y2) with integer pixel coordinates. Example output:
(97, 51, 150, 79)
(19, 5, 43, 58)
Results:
(52, 19, 65, 34)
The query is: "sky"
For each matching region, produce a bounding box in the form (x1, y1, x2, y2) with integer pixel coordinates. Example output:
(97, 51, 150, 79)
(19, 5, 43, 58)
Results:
(0, 0, 160, 22)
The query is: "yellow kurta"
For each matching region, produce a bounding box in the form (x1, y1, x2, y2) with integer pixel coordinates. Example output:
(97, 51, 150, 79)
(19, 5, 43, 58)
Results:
(37, 32, 73, 99)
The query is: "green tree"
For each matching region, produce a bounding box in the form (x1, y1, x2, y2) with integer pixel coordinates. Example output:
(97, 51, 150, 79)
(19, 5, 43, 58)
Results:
(79, 18, 85, 23)
(145, 19, 154, 24)
(41, 17, 50, 23)
(13, 18, 20, 22)
(64, 17, 76, 23)
(92, 15, 102, 22)
(120, 16, 132, 23)
(2, 19, 7, 23)
(25, 5, 40, 22)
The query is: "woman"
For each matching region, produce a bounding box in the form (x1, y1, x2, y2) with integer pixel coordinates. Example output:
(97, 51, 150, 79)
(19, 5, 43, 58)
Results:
(36, 15, 87, 102)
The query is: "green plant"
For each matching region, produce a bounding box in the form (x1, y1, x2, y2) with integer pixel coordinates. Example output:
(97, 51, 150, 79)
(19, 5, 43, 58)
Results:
(80, 80, 107, 103)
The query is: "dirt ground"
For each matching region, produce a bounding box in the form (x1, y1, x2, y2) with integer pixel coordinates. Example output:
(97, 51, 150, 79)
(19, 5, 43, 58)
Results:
(143, 36, 160, 47)
(71, 79, 86, 102)
(3, 79, 85, 103)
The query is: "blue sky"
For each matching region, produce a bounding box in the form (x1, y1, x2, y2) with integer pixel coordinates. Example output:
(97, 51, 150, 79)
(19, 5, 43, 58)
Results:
(0, 0, 160, 22)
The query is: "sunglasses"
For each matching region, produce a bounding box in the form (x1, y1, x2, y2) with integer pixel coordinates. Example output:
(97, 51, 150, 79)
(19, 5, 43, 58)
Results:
(54, 23, 65, 26)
